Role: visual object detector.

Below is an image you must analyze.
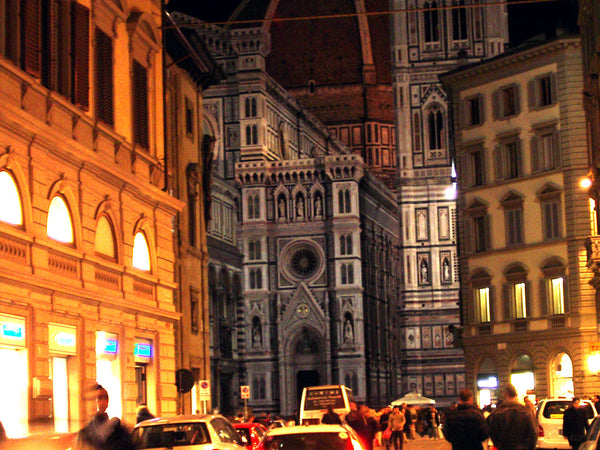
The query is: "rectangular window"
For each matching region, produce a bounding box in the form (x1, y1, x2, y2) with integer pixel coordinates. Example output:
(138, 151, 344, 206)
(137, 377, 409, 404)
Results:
(468, 148, 485, 187)
(469, 97, 482, 126)
(513, 282, 527, 319)
(476, 287, 491, 323)
(532, 130, 560, 173)
(502, 86, 516, 116)
(495, 139, 523, 181)
(185, 97, 194, 137)
(132, 59, 149, 149)
(95, 27, 113, 125)
(539, 76, 553, 107)
(542, 198, 561, 240)
(549, 277, 564, 315)
(506, 208, 523, 246)
(506, 141, 521, 179)
(473, 215, 488, 253)
(529, 74, 556, 109)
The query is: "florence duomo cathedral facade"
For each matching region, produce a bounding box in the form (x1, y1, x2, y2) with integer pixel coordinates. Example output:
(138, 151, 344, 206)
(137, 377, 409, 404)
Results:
(168, 0, 509, 412)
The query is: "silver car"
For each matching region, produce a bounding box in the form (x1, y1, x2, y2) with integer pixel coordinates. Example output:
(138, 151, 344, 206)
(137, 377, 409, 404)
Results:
(133, 414, 246, 450)
(581, 415, 600, 450)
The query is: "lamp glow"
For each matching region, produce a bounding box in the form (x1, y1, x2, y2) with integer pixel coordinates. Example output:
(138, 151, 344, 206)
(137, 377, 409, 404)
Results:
(581, 177, 593, 189)
(588, 353, 600, 374)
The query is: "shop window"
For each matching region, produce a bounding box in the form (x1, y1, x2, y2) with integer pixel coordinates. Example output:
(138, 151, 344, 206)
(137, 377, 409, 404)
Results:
(132, 232, 151, 271)
(95, 216, 116, 259)
(0, 171, 23, 225)
(47, 196, 74, 244)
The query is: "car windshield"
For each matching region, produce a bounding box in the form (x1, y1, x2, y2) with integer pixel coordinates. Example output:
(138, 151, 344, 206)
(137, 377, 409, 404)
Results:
(540, 401, 595, 420)
(263, 432, 350, 450)
(134, 423, 210, 448)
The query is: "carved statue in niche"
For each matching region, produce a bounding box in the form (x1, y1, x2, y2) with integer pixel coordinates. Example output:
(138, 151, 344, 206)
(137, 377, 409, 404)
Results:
(296, 196, 304, 218)
(278, 196, 286, 219)
(314, 194, 322, 216)
(420, 258, 429, 284)
(343, 317, 354, 343)
(442, 257, 451, 282)
(252, 318, 262, 347)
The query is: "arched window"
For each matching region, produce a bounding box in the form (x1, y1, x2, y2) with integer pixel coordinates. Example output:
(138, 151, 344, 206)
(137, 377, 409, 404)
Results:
(95, 216, 116, 259)
(346, 235, 353, 254)
(0, 171, 23, 225)
(253, 194, 260, 218)
(338, 190, 344, 213)
(132, 231, 151, 271)
(47, 196, 74, 243)
(428, 108, 444, 149)
(341, 264, 347, 284)
(245, 126, 252, 145)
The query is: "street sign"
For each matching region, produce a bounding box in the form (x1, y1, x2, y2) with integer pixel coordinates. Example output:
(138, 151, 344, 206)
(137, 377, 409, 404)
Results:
(590, 342, 600, 353)
(240, 385, 250, 399)
(199, 379, 211, 401)
(175, 369, 195, 393)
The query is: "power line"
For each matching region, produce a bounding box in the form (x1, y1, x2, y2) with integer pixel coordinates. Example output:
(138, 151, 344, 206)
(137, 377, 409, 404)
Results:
(166, 0, 564, 29)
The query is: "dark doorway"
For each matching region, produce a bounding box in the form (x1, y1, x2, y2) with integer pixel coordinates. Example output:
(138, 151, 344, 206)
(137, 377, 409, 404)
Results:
(219, 374, 234, 416)
(296, 370, 320, 408)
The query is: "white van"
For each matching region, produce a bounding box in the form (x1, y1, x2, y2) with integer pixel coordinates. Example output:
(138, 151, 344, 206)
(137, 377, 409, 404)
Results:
(299, 385, 354, 425)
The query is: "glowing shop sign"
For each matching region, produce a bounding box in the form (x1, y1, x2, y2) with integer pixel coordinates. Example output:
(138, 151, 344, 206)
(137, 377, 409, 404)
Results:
(2, 322, 24, 339)
(103, 338, 118, 354)
(54, 332, 76, 348)
(134, 343, 152, 358)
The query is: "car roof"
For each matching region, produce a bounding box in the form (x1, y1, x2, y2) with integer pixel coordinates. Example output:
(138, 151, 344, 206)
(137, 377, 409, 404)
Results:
(266, 424, 349, 435)
(135, 414, 225, 426)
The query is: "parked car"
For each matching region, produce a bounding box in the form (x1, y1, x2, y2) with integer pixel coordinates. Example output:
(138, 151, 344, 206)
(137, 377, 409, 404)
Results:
(132, 414, 246, 450)
(537, 398, 597, 449)
(257, 424, 365, 450)
(581, 415, 600, 450)
(232, 422, 267, 450)
(2, 432, 77, 450)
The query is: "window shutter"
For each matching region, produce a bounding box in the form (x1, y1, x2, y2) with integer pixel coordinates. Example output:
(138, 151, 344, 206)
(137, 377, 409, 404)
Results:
(539, 279, 548, 316)
(41, 0, 59, 90)
(478, 95, 485, 125)
(133, 60, 149, 149)
(494, 145, 504, 181)
(549, 72, 558, 105)
(95, 27, 114, 125)
(502, 283, 510, 320)
(23, 0, 41, 77)
(530, 136, 540, 173)
(552, 129, 561, 168)
(492, 90, 500, 119)
(514, 85, 521, 115)
(463, 216, 472, 254)
(489, 285, 497, 322)
(466, 288, 474, 323)
(484, 213, 491, 251)
(516, 139, 523, 176)
(72, 2, 89, 110)
(563, 275, 570, 314)
(527, 79, 537, 109)
(525, 280, 532, 318)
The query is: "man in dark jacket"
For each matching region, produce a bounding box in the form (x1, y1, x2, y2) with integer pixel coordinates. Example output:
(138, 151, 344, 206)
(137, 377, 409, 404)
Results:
(74, 384, 135, 450)
(322, 405, 342, 424)
(443, 388, 489, 450)
(345, 402, 368, 448)
(488, 384, 537, 450)
(563, 397, 589, 449)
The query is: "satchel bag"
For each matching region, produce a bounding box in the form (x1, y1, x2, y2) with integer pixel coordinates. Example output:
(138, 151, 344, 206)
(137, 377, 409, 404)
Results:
(383, 427, 392, 440)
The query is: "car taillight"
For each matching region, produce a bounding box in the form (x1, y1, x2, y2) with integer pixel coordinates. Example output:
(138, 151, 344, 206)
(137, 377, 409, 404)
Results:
(538, 424, 544, 437)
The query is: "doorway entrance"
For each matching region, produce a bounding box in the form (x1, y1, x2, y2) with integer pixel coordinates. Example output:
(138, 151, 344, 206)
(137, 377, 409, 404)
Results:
(297, 370, 320, 407)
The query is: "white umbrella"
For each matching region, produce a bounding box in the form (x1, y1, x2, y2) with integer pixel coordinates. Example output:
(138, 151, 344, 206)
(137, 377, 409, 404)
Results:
(391, 392, 436, 406)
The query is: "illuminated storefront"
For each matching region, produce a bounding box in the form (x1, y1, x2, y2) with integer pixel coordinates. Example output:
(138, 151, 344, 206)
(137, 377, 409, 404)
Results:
(476, 358, 498, 408)
(511, 355, 535, 402)
(49, 324, 78, 432)
(96, 332, 122, 418)
(0, 315, 28, 437)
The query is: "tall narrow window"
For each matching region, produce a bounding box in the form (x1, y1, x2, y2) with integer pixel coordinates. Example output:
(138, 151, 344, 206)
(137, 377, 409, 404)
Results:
(549, 277, 565, 315)
(47, 196, 74, 244)
(513, 282, 527, 319)
(132, 231, 151, 271)
(452, 0, 467, 40)
(95, 216, 116, 259)
(0, 171, 23, 226)
(132, 60, 149, 149)
(476, 287, 491, 323)
(95, 27, 114, 125)
(424, 1, 440, 43)
(428, 108, 443, 150)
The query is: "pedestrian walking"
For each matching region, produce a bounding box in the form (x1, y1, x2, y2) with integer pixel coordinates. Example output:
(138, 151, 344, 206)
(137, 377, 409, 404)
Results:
(442, 388, 489, 450)
(322, 405, 342, 425)
(488, 384, 537, 450)
(346, 402, 369, 448)
(425, 407, 440, 440)
(387, 404, 406, 450)
(563, 397, 589, 450)
(136, 405, 155, 423)
(73, 384, 135, 450)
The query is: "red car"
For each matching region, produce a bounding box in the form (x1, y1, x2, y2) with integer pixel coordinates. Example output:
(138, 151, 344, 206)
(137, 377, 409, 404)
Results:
(233, 422, 267, 450)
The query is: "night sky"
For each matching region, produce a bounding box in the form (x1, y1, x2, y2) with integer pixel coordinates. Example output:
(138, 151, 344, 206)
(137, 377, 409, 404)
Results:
(166, 0, 580, 48)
